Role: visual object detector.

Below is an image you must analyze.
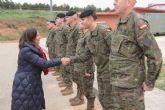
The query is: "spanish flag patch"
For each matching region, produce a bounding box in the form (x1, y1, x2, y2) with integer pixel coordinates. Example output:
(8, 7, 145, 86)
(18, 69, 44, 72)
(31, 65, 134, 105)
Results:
(139, 24, 147, 30)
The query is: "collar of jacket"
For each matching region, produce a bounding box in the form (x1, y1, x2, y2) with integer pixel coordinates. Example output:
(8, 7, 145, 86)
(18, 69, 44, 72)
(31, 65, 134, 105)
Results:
(58, 24, 68, 31)
(70, 24, 78, 31)
(58, 25, 63, 31)
(118, 11, 134, 24)
(24, 42, 40, 55)
(49, 28, 55, 32)
(91, 24, 99, 37)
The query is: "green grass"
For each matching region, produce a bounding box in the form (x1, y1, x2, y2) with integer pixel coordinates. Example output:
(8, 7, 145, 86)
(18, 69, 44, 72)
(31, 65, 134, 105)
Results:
(155, 64, 165, 90)
(0, 9, 57, 20)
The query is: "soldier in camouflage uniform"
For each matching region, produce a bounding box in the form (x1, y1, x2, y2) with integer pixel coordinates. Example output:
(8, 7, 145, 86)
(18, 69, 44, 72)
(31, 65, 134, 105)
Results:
(108, 0, 163, 109)
(69, 10, 113, 110)
(69, 21, 96, 110)
(46, 20, 56, 59)
(46, 20, 59, 74)
(53, 13, 70, 87)
(60, 11, 80, 96)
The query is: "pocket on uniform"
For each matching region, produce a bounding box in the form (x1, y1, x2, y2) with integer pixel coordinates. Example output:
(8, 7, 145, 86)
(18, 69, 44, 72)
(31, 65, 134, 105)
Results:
(96, 38, 109, 54)
(118, 39, 130, 57)
(118, 35, 136, 57)
(111, 34, 124, 53)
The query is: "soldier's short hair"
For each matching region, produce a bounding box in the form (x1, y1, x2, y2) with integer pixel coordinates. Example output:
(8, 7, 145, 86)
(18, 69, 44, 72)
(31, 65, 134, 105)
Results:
(80, 9, 97, 20)
(66, 10, 76, 16)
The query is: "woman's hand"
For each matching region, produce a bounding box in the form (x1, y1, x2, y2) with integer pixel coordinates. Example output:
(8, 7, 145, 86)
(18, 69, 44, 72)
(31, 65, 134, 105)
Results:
(61, 57, 71, 66)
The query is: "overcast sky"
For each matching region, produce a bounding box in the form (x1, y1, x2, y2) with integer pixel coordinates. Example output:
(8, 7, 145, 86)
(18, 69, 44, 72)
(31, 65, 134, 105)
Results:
(12, 0, 165, 9)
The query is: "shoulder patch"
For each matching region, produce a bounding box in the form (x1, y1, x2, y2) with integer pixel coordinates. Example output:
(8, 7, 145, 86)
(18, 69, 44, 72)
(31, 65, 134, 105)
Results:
(106, 28, 111, 32)
(106, 27, 112, 32)
(140, 24, 147, 30)
(137, 18, 149, 30)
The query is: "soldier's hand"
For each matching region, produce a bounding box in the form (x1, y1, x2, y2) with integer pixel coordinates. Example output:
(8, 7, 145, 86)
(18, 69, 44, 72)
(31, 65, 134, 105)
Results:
(143, 82, 154, 91)
(61, 57, 70, 66)
(84, 73, 91, 77)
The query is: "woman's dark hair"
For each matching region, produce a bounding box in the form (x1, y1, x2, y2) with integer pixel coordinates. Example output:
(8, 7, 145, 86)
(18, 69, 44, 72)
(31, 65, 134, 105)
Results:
(19, 27, 37, 49)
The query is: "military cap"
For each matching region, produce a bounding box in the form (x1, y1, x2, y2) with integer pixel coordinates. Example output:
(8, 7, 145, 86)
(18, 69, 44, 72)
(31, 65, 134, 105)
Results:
(80, 9, 96, 18)
(56, 13, 65, 18)
(48, 20, 55, 24)
(66, 10, 76, 16)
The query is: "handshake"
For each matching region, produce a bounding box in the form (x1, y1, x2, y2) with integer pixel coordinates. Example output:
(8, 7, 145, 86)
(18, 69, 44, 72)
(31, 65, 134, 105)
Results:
(61, 57, 71, 66)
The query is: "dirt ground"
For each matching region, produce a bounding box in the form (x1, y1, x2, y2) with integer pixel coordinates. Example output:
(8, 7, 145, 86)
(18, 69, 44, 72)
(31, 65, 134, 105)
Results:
(0, 17, 47, 40)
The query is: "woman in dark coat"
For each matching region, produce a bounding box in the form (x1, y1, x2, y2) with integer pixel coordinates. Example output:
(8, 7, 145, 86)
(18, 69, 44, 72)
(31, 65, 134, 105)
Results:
(11, 27, 69, 110)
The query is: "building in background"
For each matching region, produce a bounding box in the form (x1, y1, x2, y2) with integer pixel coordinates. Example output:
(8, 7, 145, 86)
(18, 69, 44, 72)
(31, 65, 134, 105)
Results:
(96, 4, 165, 35)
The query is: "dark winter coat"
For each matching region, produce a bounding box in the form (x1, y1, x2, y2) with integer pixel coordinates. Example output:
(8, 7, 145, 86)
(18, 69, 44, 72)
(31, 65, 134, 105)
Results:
(11, 42, 61, 110)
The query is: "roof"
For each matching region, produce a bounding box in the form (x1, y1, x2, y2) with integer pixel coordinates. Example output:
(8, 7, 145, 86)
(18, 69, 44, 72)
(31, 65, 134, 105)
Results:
(96, 11, 118, 16)
(148, 4, 165, 8)
(95, 4, 165, 17)
(134, 7, 165, 13)
(135, 4, 165, 13)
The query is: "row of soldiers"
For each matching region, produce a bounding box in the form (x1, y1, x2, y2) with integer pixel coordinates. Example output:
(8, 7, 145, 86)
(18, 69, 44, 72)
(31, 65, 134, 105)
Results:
(46, 10, 96, 110)
(46, 0, 163, 109)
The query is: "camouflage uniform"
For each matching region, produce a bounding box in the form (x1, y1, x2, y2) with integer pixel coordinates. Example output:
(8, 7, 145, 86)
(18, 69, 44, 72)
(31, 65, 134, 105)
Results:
(109, 11, 162, 110)
(71, 24, 113, 110)
(46, 29, 56, 59)
(65, 24, 80, 87)
(73, 31, 96, 107)
(54, 24, 69, 79)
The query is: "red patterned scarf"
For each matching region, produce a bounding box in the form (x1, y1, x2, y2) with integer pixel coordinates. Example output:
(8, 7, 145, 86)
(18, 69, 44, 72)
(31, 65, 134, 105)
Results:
(38, 46, 49, 75)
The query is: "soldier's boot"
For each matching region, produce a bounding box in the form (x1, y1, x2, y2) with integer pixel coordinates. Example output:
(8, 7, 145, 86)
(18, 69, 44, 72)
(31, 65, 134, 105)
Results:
(86, 98, 95, 110)
(69, 88, 81, 102)
(58, 81, 66, 88)
(70, 96, 84, 106)
(60, 86, 67, 92)
(61, 86, 73, 96)
(56, 76, 63, 81)
(69, 96, 78, 102)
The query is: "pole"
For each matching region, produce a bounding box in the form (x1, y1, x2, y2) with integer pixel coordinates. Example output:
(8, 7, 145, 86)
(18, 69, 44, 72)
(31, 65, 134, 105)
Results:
(49, 0, 53, 20)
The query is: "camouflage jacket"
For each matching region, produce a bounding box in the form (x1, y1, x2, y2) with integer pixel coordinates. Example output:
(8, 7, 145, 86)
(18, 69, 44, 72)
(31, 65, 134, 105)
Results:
(46, 29, 56, 47)
(74, 31, 95, 74)
(54, 24, 69, 57)
(66, 24, 80, 56)
(109, 11, 162, 88)
(71, 24, 112, 77)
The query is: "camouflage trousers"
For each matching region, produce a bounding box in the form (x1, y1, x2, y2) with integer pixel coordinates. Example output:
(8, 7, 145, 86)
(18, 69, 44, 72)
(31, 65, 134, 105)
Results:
(110, 86, 145, 110)
(75, 71, 96, 100)
(54, 65, 60, 72)
(52, 52, 58, 70)
(72, 70, 79, 85)
(64, 64, 74, 87)
(58, 64, 72, 88)
(49, 46, 56, 59)
(97, 73, 112, 110)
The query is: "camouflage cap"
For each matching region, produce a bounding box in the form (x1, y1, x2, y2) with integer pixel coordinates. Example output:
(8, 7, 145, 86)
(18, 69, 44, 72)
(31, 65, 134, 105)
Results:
(48, 20, 55, 24)
(66, 10, 76, 16)
(80, 9, 97, 19)
(56, 13, 65, 18)
(80, 10, 96, 18)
